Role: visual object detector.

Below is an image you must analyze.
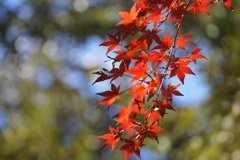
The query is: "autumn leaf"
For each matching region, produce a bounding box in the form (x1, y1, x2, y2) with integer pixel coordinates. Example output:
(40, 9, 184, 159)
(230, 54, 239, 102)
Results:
(148, 122, 166, 133)
(118, 120, 140, 136)
(118, 139, 143, 160)
(100, 33, 121, 53)
(187, 0, 213, 17)
(117, 24, 134, 41)
(98, 126, 122, 151)
(148, 50, 167, 67)
(109, 61, 127, 82)
(92, 68, 110, 85)
(134, 51, 149, 64)
(113, 105, 139, 124)
(116, 3, 140, 26)
(95, 1, 232, 159)
(147, 4, 165, 27)
(223, 0, 233, 10)
(190, 48, 207, 63)
(128, 82, 149, 102)
(163, 81, 183, 102)
(146, 122, 166, 143)
(133, 0, 152, 9)
(177, 34, 195, 51)
(154, 33, 174, 52)
(126, 38, 148, 51)
(152, 99, 175, 118)
(139, 29, 161, 49)
(159, 0, 176, 11)
(113, 107, 140, 136)
(170, 65, 195, 84)
(96, 84, 121, 109)
(145, 107, 162, 122)
(115, 38, 147, 61)
(134, 122, 165, 144)
(142, 122, 165, 142)
(168, 3, 190, 25)
(126, 62, 149, 83)
(169, 58, 195, 84)
(115, 48, 136, 61)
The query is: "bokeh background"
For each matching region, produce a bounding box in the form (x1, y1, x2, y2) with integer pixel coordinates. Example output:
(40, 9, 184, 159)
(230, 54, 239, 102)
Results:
(0, 0, 240, 160)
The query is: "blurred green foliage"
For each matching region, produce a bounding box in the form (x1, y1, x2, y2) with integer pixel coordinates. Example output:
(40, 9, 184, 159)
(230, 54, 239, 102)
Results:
(0, 0, 128, 159)
(0, 0, 240, 160)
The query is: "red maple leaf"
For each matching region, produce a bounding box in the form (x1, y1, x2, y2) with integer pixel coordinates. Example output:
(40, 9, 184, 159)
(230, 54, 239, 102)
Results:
(145, 107, 162, 122)
(163, 81, 183, 102)
(169, 58, 195, 84)
(126, 38, 148, 51)
(118, 139, 143, 160)
(189, 48, 207, 63)
(139, 29, 161, 49)
(159, 0, 175, 11)
(177, 34, 195, 51)
(147, 5, 165, 27)
(126, 62, 149, 83)
(133, 0, 152, 8)
(134, 51, 149, 64)
(187, 0, 213, 17)
(113, 105, 139, 124)
(145, 77, 162, 101)
(118, 120, 140, 136)
(109, 61, 127, 82)
(148, 50, 167, 66)
(115, 48, 136, 61)
(98, 126, 122, 151)
(154, 33, 174, 52)
(128, 82, 147, 102)
(96, 84, 121, 108)
(213, 0, 233, 10)
(137, 122, 165, 143)
(113, 107, 140, 136)
(223, 0, 233, 10)
(168, 2, 190, 25)
(116, 3, 140, 26)
(92, 68, 110, 85)
(115, 38, 147, 61)
(100, 33, 121, 53)
(117, 24, 134, 41)
(152, 99, 175, 118)
(146, 122, 165, 142)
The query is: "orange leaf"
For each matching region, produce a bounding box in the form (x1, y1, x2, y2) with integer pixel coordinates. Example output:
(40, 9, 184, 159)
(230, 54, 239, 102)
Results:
(116, 3, 140, 25)
(98, 126, 122, 151)
(126, 62, 149, 83)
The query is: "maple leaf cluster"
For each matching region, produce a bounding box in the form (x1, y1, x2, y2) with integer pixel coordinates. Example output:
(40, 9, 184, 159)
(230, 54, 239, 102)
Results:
(93, 0, 233, 159)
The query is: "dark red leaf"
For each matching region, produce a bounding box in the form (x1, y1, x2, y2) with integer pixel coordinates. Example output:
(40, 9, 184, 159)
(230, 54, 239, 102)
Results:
(96, 84, 121, 109)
